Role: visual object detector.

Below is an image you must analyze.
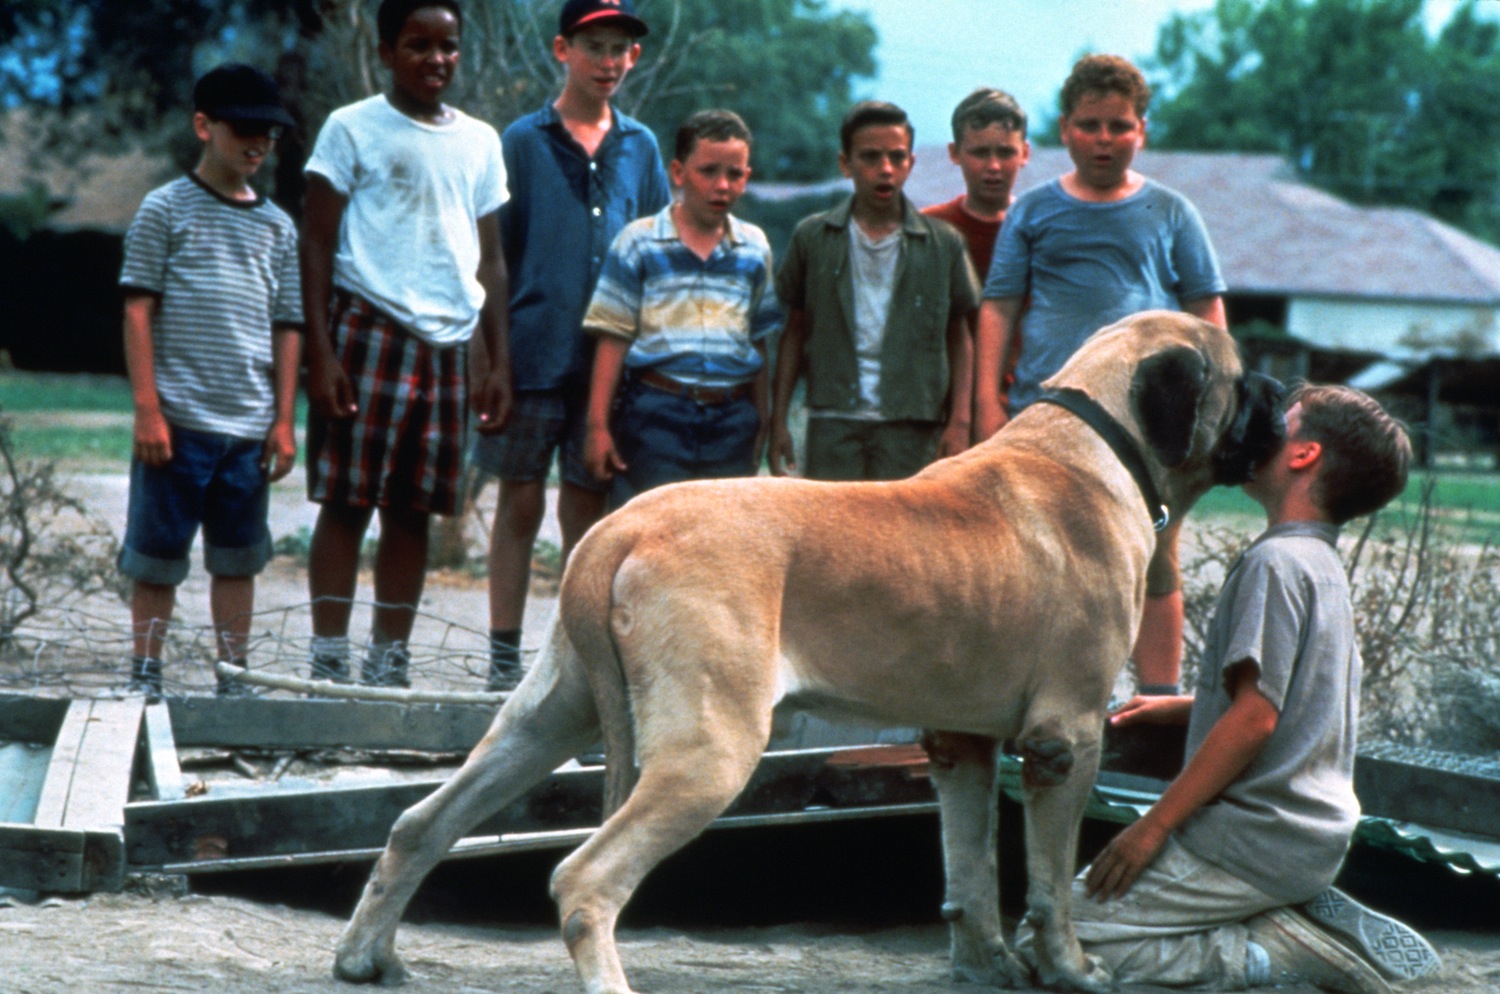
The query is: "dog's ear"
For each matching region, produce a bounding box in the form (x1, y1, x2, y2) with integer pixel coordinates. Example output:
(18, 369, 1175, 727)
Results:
(1130, 346, 1208, 467)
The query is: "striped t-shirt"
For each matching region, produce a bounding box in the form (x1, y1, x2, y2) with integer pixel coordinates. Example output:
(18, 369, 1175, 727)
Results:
(119, 174, 302, 438)
(583, 205, 782, 387)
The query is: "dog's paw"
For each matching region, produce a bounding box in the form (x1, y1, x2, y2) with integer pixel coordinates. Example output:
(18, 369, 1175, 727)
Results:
(333, 939, 412, 986)
(1035, 952, 1113, 993)
(951, 947, 1030, 988)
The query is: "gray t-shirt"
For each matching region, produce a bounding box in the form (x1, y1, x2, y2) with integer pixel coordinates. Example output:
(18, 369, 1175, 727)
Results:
(119, 175, 302, 439)
(983, 178, 1225, 411)
(1174, 521, 1361, 903)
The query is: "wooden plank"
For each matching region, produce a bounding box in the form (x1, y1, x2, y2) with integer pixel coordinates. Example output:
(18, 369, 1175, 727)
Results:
(141, 702, 184, 802)
(0, 694, 70, 744)
(165, 697, 495, 752)
(33, 698, 144, 831)
(0, 823, 83, 891)
(125, 748, 837, 870)
(1353, 755, 1500, 837)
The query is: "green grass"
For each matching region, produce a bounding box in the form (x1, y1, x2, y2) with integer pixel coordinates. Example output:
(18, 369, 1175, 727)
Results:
(0, 371, 133, 412)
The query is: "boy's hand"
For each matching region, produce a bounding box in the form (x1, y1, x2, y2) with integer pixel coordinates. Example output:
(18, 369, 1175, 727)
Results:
(1084, 815, 1169, 900)
(261, 419, 297, 482)
(305, 347, 357, 420)
(1110, 694, 1194, 728)
(472, 366, 512, 435)
(133, 408, 173, 467)
(768, 420, 797, 477)
(584, 425, 626, 482)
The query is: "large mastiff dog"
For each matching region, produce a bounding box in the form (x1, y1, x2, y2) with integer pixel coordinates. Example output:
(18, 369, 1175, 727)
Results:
(335, 311, 1284, 993)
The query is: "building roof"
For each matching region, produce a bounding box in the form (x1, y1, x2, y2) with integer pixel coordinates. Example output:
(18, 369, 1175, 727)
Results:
(902, 147, 1500, 307)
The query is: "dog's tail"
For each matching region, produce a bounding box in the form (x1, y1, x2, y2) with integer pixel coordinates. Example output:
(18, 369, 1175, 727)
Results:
(560, 522, 640, 817)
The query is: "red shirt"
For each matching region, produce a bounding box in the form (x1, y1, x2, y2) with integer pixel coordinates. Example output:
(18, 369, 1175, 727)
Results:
(923, 195, 1020, 399)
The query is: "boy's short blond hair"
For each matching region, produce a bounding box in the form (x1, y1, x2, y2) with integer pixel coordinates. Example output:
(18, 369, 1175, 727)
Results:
(1289, 384, 1412, 524)
(950, 88, 1027, 142)
(1060, 54, 1151, 119)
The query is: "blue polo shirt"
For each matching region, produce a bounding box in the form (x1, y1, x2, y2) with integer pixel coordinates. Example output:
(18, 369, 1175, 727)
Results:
(500, 103, 671, 391)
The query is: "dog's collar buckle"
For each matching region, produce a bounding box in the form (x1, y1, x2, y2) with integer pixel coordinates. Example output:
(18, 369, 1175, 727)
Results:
(1038, 388, 1172, 534)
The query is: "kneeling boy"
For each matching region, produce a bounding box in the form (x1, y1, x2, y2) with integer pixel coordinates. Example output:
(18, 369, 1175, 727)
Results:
(1024, 385, 1436, 994)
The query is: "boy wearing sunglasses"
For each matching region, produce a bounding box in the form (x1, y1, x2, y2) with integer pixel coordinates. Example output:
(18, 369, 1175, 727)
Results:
(117, 63, 303, 697)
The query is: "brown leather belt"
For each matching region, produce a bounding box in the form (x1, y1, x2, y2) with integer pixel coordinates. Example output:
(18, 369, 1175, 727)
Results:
(635, 368, 752, 405)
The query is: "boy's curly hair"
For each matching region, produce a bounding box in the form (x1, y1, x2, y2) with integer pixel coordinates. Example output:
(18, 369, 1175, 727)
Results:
(1290, 384, 1412, 524)
(950, 88, 1028, 143)
(1060, 54, 1150, 119)
(377, 0, 463, 48)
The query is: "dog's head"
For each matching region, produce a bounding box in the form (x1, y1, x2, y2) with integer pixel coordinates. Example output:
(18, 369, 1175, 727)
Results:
(1045, 310, 1287, 505)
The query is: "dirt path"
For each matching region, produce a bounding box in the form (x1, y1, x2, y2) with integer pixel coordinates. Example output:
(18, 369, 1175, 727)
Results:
(3, 888, 1498, 994)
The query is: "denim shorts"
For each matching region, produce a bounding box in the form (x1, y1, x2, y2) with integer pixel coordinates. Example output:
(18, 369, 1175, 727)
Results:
(118, 425, 272, 586)
(608, 378, 759, 508)
(469, 378, 602, 492)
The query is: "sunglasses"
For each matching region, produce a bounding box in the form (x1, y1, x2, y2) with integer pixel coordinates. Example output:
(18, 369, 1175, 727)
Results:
(213, 118, 286, 140)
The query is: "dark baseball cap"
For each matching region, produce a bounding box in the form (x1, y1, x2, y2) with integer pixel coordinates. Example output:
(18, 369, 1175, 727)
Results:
(559, 0, 649, 38)
(193, 64, 296, 128)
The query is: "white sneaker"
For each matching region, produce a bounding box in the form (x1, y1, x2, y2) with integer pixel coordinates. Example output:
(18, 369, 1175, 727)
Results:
(1245, 907, 1391, 994)
(1300, 887, 1441, 981)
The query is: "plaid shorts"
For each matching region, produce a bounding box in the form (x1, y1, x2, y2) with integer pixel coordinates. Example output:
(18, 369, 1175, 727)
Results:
(306, 290, 467, 515)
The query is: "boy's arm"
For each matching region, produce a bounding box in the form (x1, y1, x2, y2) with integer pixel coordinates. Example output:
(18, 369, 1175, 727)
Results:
(974, 297, 1022, 440)
(472, 209, 513, 434)
(937, 309, 974, 458)
(300, 174, 357, 420)
(123, 292, 171, 466)
(1085, 661, 1278, 900)
(262, 324, 302, 482)
(1183, 294, 1227, 329)
(768, 307, 807, 477)
(583, 336, 630, 482)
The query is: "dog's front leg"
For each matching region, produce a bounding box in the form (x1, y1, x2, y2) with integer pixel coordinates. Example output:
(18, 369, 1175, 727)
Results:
(1018, 722, 1112, 993)
(925, 731, 1029, 988)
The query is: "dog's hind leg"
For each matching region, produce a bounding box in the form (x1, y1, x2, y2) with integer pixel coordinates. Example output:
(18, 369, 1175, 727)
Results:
(1017, 717, 1113, 993)
(334, 619, 599, 985)
(549, 650, 777, 994)
(924, 731, 1030, 987)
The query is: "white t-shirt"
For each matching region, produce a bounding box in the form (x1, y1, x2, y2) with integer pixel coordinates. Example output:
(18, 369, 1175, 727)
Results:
(305, 95, 507, 347)
(838, 223, 902, 420)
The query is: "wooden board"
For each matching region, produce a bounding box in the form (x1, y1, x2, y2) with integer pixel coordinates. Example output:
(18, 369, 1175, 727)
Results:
(142, 702, 184, 802)
(33, 698, 144, 831)
(0, 741, 51, 823)
(165, 697, 495, 752)
(0, 823, 123, 892)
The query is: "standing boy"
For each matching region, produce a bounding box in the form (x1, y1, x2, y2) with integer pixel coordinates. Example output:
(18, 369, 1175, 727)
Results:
(301, 0, 511, 687)
(922, 87, 1030, 423)
(581, 109, 780, 511)
(976, 55, 1227, 695)
(473, 0, 669, 691)
(118, 63, 302, 698)
(1022, 385, 1436, 994)
(769, 101, 979, 481)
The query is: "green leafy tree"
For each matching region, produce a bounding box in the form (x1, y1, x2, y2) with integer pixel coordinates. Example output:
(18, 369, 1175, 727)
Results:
(1147, 0, 1500, 238)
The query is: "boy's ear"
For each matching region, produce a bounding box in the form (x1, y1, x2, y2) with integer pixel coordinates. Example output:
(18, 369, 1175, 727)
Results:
(552, 34, 570, 63)
(668, 157, 685, 187)
(947, 141, 960, 165)
(837, 151, 852, 179)
(1287, 439, 1321, 471)
(192, 111, 213, 142)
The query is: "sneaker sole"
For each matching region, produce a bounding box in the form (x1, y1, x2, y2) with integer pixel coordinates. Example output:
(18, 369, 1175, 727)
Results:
(1300, 888, 1441, 981)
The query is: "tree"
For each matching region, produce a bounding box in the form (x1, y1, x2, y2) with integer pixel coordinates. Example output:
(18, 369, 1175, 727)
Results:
(1146, 0, 1500, 239)
(3, 0, 876, 187)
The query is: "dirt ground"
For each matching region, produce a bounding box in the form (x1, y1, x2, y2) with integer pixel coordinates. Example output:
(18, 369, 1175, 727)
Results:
(2, 887, 1498, 994)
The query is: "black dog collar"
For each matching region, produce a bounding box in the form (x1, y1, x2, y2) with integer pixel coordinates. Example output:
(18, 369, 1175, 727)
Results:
(1037, 388, 1171, 532)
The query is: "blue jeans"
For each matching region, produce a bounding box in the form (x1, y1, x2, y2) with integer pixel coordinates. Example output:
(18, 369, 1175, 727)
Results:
(118, 425, 272, 586)
(609, 379, 760, 509)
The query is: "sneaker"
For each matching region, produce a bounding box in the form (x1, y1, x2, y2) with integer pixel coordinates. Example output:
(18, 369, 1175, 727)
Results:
(1246, 907, 1391, 994)
(310, 654, 351, 684)
(486, 661, 523, 693)
(1300, 887, 1441, 982)
(362, 645, 411, 688)
(128, 656, 163, 700)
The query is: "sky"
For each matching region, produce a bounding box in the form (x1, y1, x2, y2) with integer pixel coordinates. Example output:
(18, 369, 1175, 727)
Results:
(828, 0, 1486, 149)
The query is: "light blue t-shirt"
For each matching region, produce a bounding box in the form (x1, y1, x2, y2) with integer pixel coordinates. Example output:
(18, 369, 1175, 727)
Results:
(984, 177, 1226, 411)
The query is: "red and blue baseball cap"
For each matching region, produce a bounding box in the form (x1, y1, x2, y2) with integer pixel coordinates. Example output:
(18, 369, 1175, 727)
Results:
(559, 0, 649, 38)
